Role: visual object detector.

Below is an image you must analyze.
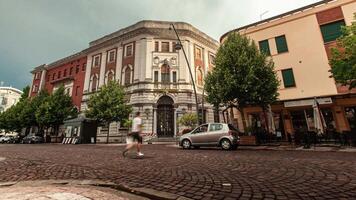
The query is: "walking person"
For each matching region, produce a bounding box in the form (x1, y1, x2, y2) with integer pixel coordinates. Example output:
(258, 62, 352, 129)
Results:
(123, 112, 144, 157)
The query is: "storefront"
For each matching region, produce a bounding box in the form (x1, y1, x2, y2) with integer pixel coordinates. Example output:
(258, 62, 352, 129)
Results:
(240, 95, 356, 145)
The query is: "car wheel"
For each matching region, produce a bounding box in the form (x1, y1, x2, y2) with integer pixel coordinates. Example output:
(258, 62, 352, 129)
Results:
(28, 140, 31, 144)
(182, 139, 191, 149)
(220, 139, 232, 150)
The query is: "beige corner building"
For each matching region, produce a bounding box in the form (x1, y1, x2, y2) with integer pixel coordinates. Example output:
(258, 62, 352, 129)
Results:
(221, 0, 356, 140)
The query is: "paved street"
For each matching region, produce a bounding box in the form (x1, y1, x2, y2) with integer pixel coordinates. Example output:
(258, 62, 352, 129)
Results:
(0, 144, 356, 200)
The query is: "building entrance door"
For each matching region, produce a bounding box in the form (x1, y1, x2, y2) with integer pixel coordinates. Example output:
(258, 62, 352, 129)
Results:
(157, 96, 174, 138)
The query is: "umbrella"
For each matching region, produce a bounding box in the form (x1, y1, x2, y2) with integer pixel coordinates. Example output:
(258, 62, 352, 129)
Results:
(313, 97, 326, 135)
(267, 104, 276, 134)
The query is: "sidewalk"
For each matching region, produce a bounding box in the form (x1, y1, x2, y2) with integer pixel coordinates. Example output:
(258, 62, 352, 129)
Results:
(0, 180, 149, 200)
(166, 143, 356, 152)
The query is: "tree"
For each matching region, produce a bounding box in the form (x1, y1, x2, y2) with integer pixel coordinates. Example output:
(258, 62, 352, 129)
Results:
(35, 85, 78, 136)
(85, 81, 132, 143)
(178, 113, 198, 129)
(205, 33, 279, 132)
(0, 86, 32, 133)
(330, 14, 356, 90)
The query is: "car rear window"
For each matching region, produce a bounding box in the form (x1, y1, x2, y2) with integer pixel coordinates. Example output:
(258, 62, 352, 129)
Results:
(209, 124, 223, 131)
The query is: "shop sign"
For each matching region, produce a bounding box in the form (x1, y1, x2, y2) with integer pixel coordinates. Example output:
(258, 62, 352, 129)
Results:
(284, 97, 332, 108)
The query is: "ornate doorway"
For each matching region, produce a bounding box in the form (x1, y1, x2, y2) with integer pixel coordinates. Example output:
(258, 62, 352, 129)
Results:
(157, 96, 174, 137)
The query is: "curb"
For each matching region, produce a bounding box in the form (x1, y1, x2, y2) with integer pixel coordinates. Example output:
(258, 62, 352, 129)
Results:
(0, 180, 192, 200)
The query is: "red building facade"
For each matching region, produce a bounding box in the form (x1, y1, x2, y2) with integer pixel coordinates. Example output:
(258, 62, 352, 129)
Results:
(30, 53, 87, 110)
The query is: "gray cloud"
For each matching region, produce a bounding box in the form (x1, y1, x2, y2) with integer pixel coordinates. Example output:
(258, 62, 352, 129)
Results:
(0, 0, 319, 90)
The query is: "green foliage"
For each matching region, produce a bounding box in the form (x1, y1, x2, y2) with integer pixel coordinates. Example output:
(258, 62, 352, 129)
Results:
(0, 86, 77, 134)
(178, 113, 198, 128)
(122, 119, 132, 128)
(330, 14, 356, 90)
(205, 33, 279, 130)
(20, 86, 30, 101)
(85, 81, 132, 125)
(35, 85, 77, 130)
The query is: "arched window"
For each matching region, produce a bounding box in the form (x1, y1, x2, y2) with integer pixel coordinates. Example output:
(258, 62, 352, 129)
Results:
(106, 70, 115, 84)
(91, 75, 98, 92)
(161, 64, 170, 83)
(124, 67, 131, 85)
(197, 68, 203, 86)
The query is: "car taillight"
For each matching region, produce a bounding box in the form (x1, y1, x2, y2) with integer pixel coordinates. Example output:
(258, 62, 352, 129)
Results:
(228, 130, 233, 136)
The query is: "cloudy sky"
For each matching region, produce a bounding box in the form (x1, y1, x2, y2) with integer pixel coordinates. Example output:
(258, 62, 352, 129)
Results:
(0, 0, 319, 90)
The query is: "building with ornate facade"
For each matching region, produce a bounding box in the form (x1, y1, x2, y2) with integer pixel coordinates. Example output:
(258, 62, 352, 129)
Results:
(220, 0, 356, 140)
(0, 86, 23, 113)
(30, 20, 219, 142)
(81, 21, 219, 140)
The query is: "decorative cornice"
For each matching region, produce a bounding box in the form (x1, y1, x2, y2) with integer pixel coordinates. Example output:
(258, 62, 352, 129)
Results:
(84, 21, 219, 54)
(46, 52, 85, 69)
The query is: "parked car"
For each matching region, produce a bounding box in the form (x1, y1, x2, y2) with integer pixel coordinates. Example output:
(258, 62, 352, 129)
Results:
(179, 123, 240, 150)
(0, 136, 12, 143)
(21, 135, 44, 144)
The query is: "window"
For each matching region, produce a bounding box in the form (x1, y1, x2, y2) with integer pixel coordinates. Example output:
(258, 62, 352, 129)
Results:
(195, 47, 202, 60)
(93, 55, 100, 68)
(193, 124, 208, 134)
(161, 64, 170, 83)
(155, 41, 159, 52)
(197, 68, 203, 86)
(65, 88, 71, 95)
(47, 75, 50, 82)
(64, 69, 67, 77)
(275, 35, 288, 53)
(52, 73, 56, 80)
(209, 124, 223, 132)
(91, 75, 98, 92)
(107, 71, 114, 82)
(320, 20, 345, 43)
(172, 71, 177, 83)
(108, 50, 116, 63)
(161, 42, 169, 52)
(125, 44, 133, 57)
(35, 72, 40, 79)
(282, 68, 296, 88)
(124, 67, 131, 85)
(58, 71, 61, 79)
(70, 67, 73, 75)
(209, 54, 215, 65)
(82, 64, 86, 72)
(154, 71, 159, 83)
(76, 65, 79, 74)
(259, 40, 271, 56)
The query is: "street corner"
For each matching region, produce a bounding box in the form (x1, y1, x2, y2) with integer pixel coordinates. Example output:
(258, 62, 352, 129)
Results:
(0, 180, 149, 200)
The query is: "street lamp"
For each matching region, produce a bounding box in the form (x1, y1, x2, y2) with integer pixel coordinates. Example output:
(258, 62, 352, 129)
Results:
(169, 23, 200, 125)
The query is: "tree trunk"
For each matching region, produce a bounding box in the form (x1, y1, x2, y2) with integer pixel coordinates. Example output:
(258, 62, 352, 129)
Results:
(229, 107, 235, 126)
(238, 107, 247, 133)
(106, 122, 110, 144)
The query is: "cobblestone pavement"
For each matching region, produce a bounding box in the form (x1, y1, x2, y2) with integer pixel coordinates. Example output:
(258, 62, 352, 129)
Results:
(0, 144, 356, 200)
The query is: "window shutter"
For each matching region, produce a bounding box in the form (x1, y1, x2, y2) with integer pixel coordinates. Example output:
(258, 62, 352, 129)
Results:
(320, 20, 345, 43)
(275, 35, 288, 53)
(258, 40, 271, 56)
(282, 69, 296, 88)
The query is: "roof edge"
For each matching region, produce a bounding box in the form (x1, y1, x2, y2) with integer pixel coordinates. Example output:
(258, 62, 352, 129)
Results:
(220, 0, 334, 42)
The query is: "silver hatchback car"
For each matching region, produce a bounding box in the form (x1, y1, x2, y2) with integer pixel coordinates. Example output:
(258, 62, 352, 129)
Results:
(179, 123, 240, 150)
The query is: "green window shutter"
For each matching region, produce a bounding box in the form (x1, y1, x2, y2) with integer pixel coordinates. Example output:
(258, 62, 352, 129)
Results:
(282, 69, 296, 88)
(275, 35, 288, 53)
(320, 20, 345, 43)
(258, 40, 271, 56)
